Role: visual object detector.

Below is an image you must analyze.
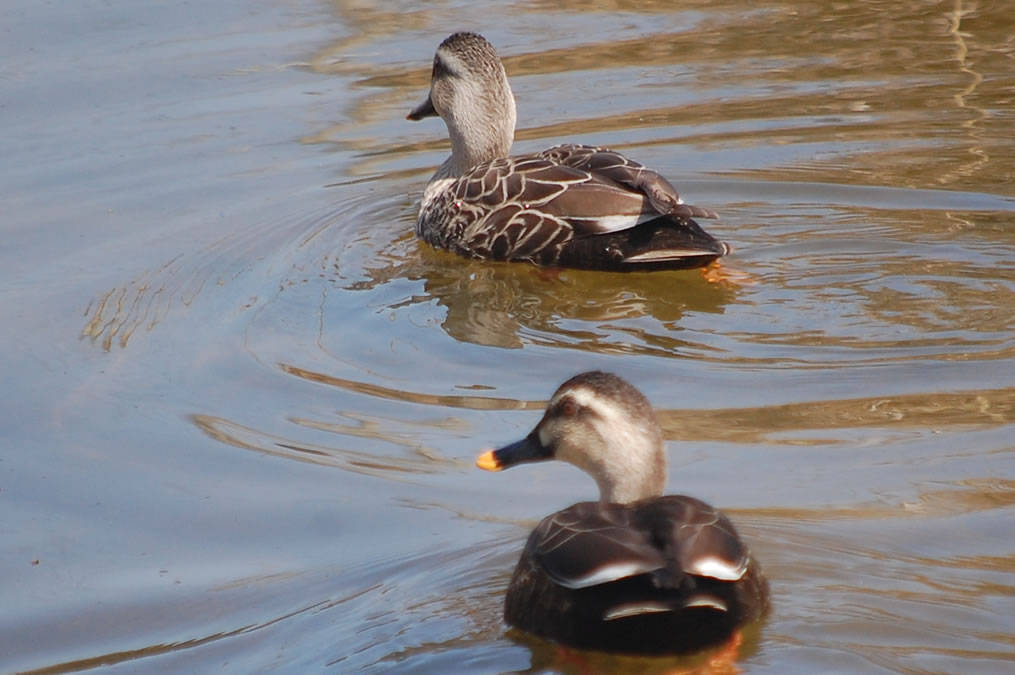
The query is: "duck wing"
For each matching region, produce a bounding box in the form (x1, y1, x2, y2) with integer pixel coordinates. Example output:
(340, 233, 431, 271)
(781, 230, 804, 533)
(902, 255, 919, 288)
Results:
(540, 144, 718, 230)
(527, 502, 667, 589)
(633, 496, 750, 583)
(544, 145, 729, 267)
(528, 497, 749, 591)
(421, 148, 726, 267)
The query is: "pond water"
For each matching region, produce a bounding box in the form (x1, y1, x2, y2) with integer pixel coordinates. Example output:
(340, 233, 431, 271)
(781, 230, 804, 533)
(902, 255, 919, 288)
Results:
(2, 0, 1014, 673)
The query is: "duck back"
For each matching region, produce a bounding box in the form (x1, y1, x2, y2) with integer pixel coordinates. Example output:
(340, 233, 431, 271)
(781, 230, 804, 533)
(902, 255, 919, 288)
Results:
(504, 497, 770, 654)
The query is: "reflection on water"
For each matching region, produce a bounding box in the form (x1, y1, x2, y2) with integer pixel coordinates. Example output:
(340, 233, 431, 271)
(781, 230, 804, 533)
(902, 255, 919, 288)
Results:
(658, 385, 1015, 444)
(7, 0, 1015, 673)
(354, 247, 737, 351)
(508, 620, 764, 675)
(191, 412, 457, 479)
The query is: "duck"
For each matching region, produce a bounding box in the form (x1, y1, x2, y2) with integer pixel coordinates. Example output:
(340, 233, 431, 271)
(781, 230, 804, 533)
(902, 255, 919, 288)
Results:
(407, 32, 730, 272)
(476, 371, 769, 654)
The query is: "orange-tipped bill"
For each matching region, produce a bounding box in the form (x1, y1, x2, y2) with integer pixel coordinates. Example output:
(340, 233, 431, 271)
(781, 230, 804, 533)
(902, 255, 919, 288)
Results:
(476, 449, 503, 472)
(475, 435, 551, 472)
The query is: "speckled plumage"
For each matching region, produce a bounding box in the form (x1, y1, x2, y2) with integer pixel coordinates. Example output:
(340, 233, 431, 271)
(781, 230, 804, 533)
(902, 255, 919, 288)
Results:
(408, 33, 729, 271)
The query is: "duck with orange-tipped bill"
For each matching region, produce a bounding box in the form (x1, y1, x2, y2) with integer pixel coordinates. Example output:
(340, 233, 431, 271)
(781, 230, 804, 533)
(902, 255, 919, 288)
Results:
(476, 371, 769, 654)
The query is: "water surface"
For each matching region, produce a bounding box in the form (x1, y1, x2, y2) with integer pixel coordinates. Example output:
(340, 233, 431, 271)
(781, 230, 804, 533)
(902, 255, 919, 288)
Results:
(2, 0, 1014, 672)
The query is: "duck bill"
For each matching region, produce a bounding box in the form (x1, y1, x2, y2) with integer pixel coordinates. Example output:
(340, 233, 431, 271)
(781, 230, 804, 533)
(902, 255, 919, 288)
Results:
(476, 434, 550, 472)
(406, 94, 437, 121)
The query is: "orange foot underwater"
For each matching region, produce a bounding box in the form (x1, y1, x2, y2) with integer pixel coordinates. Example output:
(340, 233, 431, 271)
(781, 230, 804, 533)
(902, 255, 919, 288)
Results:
(701, 261, 755, 287)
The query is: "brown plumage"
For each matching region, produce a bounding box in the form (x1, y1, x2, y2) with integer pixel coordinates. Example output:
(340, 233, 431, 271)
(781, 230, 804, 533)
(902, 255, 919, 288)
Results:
(408, 33, 729, 271)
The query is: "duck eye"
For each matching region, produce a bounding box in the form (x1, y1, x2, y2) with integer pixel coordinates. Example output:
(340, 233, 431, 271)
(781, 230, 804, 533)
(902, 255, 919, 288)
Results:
(560, 399, 577, 417)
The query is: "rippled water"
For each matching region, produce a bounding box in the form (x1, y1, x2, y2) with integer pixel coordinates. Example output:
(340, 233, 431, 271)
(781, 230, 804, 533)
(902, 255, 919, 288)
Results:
(3, 0, 1014, 673)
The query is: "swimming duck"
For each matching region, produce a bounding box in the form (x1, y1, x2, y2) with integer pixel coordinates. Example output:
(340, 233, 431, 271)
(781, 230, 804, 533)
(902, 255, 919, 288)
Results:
(407, 33, 729, 272)
(476, 371, 769, 654)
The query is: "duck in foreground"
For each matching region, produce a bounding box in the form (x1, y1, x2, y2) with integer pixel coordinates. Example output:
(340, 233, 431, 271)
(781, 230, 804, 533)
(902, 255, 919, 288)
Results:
(476, 371, 769, 654)
(407, 33, 730, 272)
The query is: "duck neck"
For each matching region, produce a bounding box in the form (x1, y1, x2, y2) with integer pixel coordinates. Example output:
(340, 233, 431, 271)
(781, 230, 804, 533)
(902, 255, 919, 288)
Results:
(593, 432, 667, 505)
(443, 84, 516, 175)
(597, 469, 664, 505)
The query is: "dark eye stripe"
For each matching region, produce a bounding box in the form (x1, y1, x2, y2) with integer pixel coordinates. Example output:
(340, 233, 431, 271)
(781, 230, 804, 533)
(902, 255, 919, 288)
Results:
(433, 55, 453, 79)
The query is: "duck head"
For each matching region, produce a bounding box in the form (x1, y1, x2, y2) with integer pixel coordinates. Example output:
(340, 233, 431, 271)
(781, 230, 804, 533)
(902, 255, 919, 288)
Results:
(477, 371, 667, 504)
(407, 32, 517, 175)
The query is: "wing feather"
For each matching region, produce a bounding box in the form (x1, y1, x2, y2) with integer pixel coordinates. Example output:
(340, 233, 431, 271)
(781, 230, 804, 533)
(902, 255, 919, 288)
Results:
(417, 145, 722, 264)
(636, 496, 751, 582)
(543, 144, 719, 223)
(528, 502, 666, 589)
(526, 497, 751, 594)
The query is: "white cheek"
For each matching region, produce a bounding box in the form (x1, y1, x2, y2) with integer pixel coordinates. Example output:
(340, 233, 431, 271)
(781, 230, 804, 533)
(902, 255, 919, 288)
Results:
(440, 51, 465, 76)
(568, 388, 598, 409)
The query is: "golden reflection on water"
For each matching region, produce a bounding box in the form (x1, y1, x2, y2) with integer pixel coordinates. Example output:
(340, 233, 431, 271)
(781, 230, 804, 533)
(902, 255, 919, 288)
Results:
(81, 264, 198, 352)
(280, 360, 1015, 439)
(279, 364, 542, 410)
(312, 0, 1015, 200)
(658, 386, 1015, 445)
(63, 1, 1015, 672)
(414, 258, 736, 352)
(732, 476, 1015, 524)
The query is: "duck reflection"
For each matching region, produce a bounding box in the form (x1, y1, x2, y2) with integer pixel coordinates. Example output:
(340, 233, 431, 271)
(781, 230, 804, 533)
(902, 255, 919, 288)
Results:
(509, 618, 765, 675)
(347, 236, 737, 351)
